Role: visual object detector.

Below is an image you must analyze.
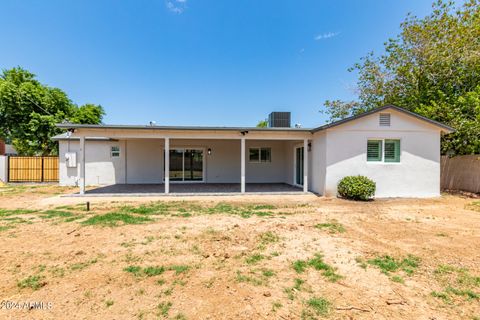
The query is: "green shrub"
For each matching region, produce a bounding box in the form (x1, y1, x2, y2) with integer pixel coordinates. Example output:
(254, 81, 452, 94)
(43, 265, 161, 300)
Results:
(337, 175, 376, 201)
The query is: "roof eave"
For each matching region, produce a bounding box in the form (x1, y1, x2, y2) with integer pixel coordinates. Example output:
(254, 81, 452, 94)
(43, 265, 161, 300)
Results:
(55, 123, 313, 132)
(51, 135, 117, 142)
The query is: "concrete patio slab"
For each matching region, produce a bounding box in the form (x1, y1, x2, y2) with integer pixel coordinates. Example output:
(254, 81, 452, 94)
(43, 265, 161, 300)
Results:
(65, 183, 307, 197)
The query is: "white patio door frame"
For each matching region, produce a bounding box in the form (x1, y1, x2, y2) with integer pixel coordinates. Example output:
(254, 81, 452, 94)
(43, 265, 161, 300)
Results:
(293, 143, 304, 188)
(163, 147, 206, 183)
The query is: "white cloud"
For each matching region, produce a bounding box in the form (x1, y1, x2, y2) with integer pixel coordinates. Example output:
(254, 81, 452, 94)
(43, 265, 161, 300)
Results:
(166, 0, 187, 14)
(314, 32, 340, 41)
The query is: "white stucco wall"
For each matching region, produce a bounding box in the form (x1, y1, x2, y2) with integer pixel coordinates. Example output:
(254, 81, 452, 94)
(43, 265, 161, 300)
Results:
(58, 138, 298, 186)
(59, 140, 126, 186)
(0, 156, 8, 182)
(284, 141, 295, 185)
(283, 140, 314, 191)
(245, 140, 288, 183)
(324, 109, 442, 198)
(126, 139, 163, 183)
(152, 139, 291, 184)
(310, 131, 326, 195)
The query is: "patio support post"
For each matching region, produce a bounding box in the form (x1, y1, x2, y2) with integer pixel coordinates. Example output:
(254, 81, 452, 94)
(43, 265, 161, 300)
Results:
(79, 136, 85, 195)
(164, 137, 170, 194)
(241, 137, 245, 193)
(303, 139, 308, 192)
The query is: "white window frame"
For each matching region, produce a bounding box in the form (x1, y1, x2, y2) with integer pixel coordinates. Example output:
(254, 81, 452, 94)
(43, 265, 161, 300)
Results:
(111, 146, 120, 158)
(248, 147, 271, 163)
(366, 138, 401, 164)
(292, 143, 304, 187)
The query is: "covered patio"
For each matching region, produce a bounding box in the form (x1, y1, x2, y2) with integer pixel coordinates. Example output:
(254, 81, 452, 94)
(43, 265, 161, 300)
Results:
(57, 123, 313, 196)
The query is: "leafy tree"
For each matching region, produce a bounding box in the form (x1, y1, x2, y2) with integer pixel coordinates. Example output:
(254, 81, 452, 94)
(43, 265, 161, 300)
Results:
(256, 119, 268, 128)
(70, 104, 105, 124)
(0, 67, 104, 155)
(322, 0, 480, 155)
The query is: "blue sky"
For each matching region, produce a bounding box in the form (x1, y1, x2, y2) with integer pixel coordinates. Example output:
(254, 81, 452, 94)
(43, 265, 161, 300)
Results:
(1, 0, 438, 128)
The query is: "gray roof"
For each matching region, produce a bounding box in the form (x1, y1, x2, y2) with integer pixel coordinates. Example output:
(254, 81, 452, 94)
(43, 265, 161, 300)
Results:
(55, 123, 313, 132)
(54, 105, 454, 138)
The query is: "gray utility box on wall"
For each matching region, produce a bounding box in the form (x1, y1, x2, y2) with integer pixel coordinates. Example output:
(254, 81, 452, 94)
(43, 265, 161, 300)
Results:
(268, 112, 291, 128)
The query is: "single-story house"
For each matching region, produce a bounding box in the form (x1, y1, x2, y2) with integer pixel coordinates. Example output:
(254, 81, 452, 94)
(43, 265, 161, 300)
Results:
(53, 105, 454, 197)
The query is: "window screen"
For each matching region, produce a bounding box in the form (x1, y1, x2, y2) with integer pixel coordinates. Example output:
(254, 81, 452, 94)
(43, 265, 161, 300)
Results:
(367, 140, 382, 161)
(384, 140, 400, 162)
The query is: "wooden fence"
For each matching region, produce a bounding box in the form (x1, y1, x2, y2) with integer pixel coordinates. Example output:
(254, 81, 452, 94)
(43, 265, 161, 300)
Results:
(8, 156, 59, 182)
(441, 155, 480, 193)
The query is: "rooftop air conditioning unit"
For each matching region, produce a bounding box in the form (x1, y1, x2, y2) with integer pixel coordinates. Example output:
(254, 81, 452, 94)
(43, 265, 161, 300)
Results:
(268, 112, 291, 128)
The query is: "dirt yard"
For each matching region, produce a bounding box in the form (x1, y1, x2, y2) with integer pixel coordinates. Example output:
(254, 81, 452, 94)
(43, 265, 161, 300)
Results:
(0, 184, 479, 320)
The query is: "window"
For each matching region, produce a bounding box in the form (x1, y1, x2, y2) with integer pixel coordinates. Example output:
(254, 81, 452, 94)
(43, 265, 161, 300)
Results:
(249, 148, 260, 162)
(111, 146, 120, 157)
(384, 140, 400, 162)
(249, 148, 271, 163)
(367, 139, 400, 163)
(367, 140, 382, 161)
(379, 113, 391, 126)
(260, 148, 271, 162)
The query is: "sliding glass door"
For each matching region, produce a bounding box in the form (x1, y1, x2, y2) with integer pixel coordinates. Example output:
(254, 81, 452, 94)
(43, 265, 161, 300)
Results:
(183, 149, 203, 181)
(166, 148, 204, 182)
(169, 150, 184, 181)
(295, 146, 304, 186)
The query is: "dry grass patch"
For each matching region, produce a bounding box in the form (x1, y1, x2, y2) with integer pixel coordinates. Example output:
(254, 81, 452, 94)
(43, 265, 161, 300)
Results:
(302, 296, 331, 319)
(292, 253, 343, 282)
(357, 254, 421, 284)
(314, 220, 346, 234)
(431, 264, 480, 303)
(236, 268, 275, 287)
(466, 201, 480, 212)
(82, 212, 153, 226)
(17, 275, 47, 290)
